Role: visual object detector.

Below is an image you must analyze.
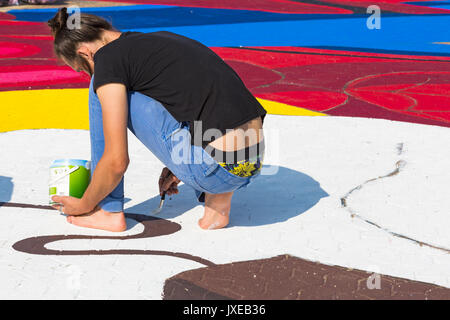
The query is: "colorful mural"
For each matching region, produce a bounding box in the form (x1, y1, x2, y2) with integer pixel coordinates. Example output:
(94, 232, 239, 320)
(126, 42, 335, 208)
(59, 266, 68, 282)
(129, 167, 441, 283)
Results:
(1, 1, 450, 300)
(1, 0, 449, 132)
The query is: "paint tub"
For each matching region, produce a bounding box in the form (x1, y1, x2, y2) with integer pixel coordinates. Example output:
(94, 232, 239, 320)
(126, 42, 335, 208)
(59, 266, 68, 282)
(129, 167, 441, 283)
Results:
(49, 159, 91, 205)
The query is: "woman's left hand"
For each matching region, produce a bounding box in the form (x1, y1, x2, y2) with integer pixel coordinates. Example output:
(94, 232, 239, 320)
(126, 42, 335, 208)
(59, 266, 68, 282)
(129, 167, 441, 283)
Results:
(51, 195, 91, 216)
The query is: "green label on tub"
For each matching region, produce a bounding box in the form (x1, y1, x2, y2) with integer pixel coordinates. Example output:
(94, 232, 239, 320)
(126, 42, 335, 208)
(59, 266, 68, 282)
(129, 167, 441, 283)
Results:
(49, 161, 91, 204)
(69, 165, 90, 198)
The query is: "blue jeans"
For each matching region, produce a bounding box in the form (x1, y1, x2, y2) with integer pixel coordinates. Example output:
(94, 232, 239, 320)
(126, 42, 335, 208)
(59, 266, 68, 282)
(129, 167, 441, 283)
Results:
(88, 77, 261, 212)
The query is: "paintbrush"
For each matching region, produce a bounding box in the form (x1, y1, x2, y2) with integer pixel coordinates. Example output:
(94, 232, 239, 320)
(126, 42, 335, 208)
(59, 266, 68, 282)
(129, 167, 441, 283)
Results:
(152, 169, 172, 214)
(153, 191, 166, 214)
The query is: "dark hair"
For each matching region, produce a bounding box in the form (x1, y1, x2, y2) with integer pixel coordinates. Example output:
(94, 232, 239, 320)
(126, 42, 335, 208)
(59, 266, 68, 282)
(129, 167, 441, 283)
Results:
(48, 7, 116, 76)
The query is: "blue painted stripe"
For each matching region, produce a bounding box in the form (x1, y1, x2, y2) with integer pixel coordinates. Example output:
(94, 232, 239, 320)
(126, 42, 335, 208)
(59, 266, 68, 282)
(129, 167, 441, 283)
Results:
(120, 15, 450, 55)
(8, 6, 450, 55)
(8, 6, 357, 29)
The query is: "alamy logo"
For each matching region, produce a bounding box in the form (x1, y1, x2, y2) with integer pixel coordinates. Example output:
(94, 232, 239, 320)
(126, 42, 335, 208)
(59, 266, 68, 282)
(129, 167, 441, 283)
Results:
(367, 5, 381, 30)
(366, 265, 381, 290)
(67, 6, 81, 30)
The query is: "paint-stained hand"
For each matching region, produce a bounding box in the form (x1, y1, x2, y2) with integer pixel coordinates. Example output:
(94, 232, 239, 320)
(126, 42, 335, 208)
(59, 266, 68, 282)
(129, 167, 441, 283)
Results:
(51, 195, 91, 216)
(159, 167, 180, 196)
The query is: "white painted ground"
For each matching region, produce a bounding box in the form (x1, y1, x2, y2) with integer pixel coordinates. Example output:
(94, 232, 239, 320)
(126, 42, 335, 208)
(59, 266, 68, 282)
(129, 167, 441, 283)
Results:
(0, 115, 449, 299)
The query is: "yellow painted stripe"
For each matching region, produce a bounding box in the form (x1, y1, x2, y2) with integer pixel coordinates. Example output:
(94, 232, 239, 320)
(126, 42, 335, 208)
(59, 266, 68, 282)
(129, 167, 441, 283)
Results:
(0, 89, 326, 133)
(0, 88, 89, 133)
(257, 97, 327, 116)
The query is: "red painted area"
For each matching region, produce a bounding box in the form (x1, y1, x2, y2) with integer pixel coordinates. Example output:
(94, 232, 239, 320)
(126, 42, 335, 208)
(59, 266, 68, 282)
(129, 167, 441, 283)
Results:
(98, 0, 353, 14)
(350, 90, 413, 111)
(215, 47, 450, 127)
(250, 46, 450, 62)
(257, 91, 348, 112)
(212, 47, 450, 70)
(0, 20, 41, 26)
(328, 97, 450, 127)
(1, 35, 54, 41)
(0, 1, 448, 129)
(346, 72, 450, 122)
(0, 21, 50, 36)
(421, 111, 450, 121)
(322, 0, 450, 14)
(225, 60, 282, 89)
(0, 46, 22, 57)
(0, 65, 89, 88)
(0, 12, 15, 20)
(0, 16, 87, 91)
(0, 36, 55, 60)
(98, 0, 450, 14)
(0, 41, 41, 58)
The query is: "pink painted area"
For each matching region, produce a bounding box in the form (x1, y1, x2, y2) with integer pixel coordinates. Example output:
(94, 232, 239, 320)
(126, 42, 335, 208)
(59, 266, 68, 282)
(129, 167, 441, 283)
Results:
(0, 36, 55, 60)
(0, 47, 22, 57)
(0, 41, 41, 58)
(0, 20, 42, 26)
(1, 35, 54, 41)
(0, 66, 89, 87)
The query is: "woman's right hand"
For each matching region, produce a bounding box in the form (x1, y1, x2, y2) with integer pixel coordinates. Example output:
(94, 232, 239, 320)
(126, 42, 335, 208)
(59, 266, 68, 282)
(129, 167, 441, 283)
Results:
(159, 167, 180, 196)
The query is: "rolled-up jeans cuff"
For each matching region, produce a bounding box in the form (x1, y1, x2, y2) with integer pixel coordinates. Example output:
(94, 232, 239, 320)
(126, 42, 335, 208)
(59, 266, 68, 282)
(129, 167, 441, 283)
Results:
(98, 198, 124, 213)
(194, 190, 206, 203)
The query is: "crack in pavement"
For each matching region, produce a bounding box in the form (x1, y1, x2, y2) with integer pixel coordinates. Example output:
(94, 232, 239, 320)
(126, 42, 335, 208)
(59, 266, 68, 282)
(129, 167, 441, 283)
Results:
(340, 144, 450, 254)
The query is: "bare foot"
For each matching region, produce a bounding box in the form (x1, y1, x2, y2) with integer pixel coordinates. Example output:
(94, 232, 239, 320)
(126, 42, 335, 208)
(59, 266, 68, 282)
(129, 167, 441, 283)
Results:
(66, 206, 127, 232)
(198, 192, 233, 230)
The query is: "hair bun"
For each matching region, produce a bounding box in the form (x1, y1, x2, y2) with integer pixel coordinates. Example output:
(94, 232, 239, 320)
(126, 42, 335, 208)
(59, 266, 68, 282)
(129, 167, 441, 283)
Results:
(47, 7, 69, 35)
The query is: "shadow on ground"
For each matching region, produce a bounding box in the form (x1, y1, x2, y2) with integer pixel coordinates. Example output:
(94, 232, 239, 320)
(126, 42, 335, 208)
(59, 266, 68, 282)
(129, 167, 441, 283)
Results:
(126, 166, 328, 228)
(0, 176, 13, 205)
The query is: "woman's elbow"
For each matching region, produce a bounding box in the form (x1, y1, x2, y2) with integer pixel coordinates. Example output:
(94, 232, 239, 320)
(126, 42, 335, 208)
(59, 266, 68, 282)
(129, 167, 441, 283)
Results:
(111, 158, 129, 175)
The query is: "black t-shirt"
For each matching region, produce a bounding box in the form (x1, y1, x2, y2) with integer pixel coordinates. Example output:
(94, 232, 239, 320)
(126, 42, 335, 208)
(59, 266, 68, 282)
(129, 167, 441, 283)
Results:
(93, 31, 267, 149)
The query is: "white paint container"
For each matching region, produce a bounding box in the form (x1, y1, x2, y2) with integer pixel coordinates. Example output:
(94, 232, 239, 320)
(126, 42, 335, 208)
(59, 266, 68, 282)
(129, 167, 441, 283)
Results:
(49, 159, 91, 205)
